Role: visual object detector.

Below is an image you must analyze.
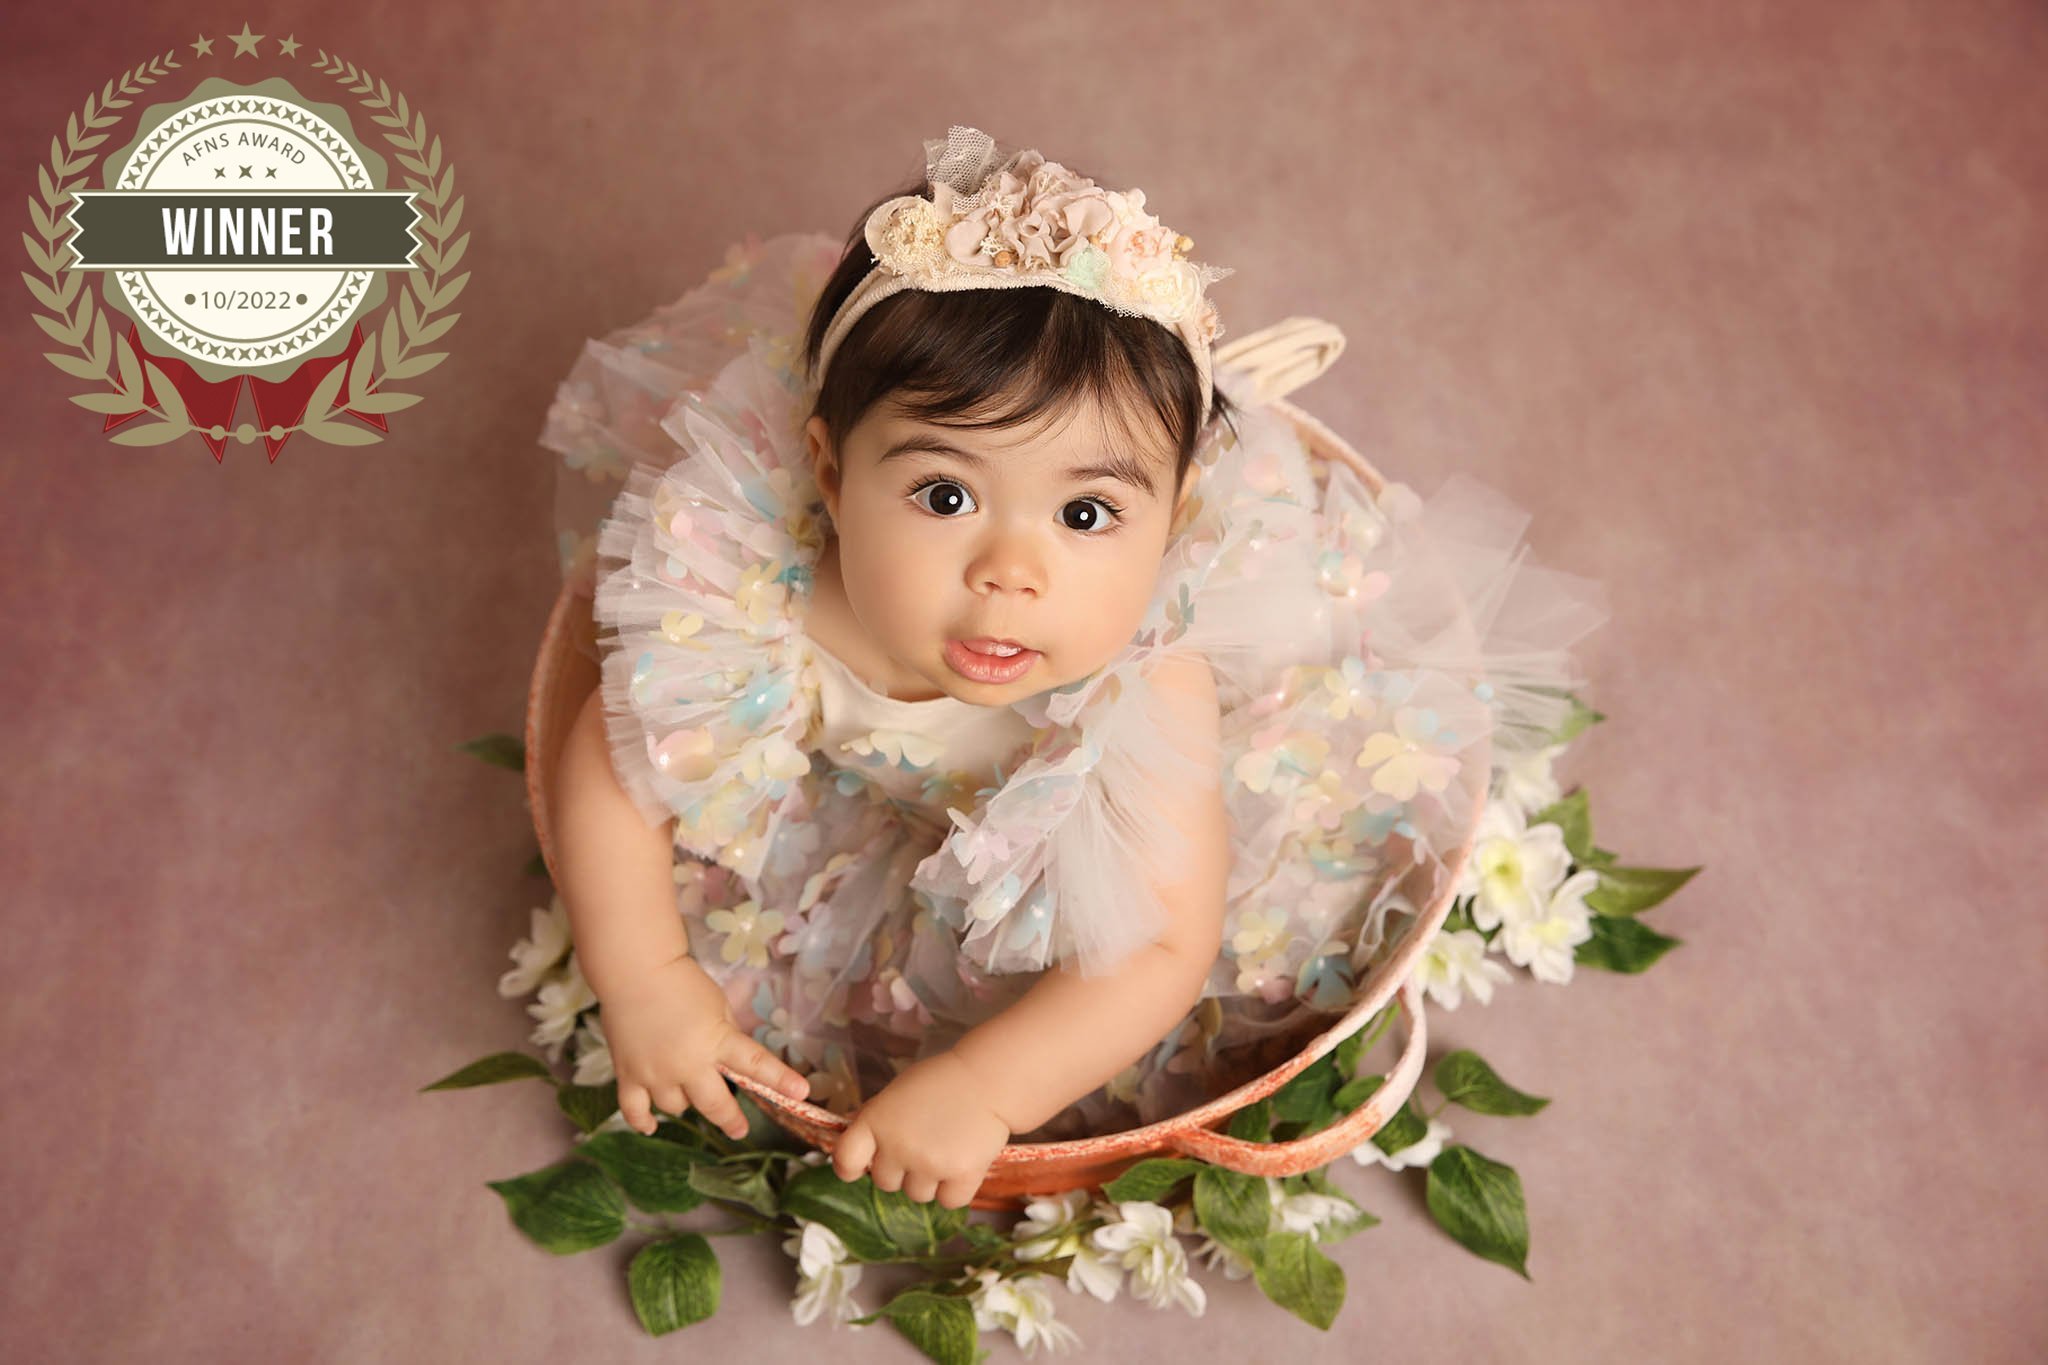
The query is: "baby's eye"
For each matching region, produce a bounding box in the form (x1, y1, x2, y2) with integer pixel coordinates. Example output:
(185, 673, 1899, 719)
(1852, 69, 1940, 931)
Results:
(1061, 497, 1123, 534)
(909, 479, 975, 517)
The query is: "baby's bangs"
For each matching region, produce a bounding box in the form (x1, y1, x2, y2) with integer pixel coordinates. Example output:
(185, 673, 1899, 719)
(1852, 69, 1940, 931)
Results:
(889, 291, 1188, 444)
(814, 287, 1206, 484)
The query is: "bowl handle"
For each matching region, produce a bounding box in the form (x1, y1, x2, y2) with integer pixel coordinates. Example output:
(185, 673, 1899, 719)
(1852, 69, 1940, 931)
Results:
(1159, 978, 1431, 1178)
(724, 976, 1432, 1182)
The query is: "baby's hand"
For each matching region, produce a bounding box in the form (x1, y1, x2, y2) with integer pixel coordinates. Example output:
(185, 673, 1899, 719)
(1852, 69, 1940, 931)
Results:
(600, 953, 810, 1139)
(831, 1051, 1010, 1209)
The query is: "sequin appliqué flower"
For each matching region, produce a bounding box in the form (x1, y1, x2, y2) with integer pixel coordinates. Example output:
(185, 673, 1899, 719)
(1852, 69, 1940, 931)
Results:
(1354, 706, 1461, 800)
(840, 727, 947, 772)
(704, 899, 786, 968)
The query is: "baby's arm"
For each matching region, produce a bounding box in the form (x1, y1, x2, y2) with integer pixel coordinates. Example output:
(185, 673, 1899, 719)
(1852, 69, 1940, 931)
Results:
(948, 652, 1230, 1134)
(552, 689, 810, 1136)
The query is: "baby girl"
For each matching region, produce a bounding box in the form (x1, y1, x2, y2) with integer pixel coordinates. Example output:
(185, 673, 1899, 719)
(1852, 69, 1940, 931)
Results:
(538, 125, 1601, 1211)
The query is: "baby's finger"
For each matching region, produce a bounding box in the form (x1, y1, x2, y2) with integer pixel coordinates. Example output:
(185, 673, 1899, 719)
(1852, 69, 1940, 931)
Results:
(903, 1171, 938, 1204)
(870, 1154, 905, 1194)
(833, 1121, 874, 1182)
(683, 1070, 749, 1140)
(935, 1176, 980, 1211)
(651, 1082, 687, 1126)
(617, 1080, 654, 1135)
(720, 1032, 810, 1101)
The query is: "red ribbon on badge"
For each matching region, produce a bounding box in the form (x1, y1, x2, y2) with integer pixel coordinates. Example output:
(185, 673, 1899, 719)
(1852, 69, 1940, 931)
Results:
(104, 322, 385, 463)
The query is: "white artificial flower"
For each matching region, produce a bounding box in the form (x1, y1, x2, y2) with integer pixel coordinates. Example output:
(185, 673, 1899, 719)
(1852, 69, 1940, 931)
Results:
(1350, 1115, 1452, 1172)
(1411, 927, 1513, 1009)
(1012, 1190, 1123, 1301)
(967, 1269, 1081, 1356)
(1088, 1201, 1206, 1316)
(570, 1012, 613, 1086)
(1456, 799, 1571, 931)
(527, 954, 597, 1063)
(781, 1219, 864, 1327)
(498, 897, 573, 997)
(1172, 1203, 1254, 1280)
(1265, 1177, 1358, 1241)
(1498, 741, 1565, 817)
(1495, 867, 1600, 984)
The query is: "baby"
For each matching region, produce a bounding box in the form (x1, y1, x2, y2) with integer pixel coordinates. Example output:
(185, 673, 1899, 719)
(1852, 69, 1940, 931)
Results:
(552, 126, 1241, 1211)
(536, 125, 1599, 1213)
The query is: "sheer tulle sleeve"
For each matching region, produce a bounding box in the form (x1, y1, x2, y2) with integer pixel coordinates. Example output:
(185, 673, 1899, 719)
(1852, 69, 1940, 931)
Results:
(585, 323, 834, 885)
(542, 232, 844, 610)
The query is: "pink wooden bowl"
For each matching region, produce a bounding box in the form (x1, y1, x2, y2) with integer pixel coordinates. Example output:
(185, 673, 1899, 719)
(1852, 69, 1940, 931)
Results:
(524, 398, 1486, 1212)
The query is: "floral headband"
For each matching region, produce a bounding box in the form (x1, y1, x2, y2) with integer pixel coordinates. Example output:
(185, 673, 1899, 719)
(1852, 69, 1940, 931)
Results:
(813, 125, 1234, 428)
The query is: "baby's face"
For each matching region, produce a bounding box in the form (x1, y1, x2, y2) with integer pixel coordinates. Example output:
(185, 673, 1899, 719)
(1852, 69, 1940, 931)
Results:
(804, 393, 1188, 705)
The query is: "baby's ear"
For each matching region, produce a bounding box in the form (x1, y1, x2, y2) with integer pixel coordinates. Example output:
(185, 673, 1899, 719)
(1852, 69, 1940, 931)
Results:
(804, 415, 841, 522)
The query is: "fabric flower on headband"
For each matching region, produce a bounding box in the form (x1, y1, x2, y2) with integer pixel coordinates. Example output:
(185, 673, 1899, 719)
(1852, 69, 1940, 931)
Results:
(816, 125, 1233, 427)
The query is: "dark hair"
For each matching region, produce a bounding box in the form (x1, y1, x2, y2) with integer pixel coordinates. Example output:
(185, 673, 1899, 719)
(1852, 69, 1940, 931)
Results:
(800, 178, 1237, 495)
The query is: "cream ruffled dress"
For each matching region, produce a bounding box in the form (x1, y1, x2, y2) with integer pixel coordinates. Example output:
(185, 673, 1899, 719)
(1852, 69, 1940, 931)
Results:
(541, 231, 1609, 1141)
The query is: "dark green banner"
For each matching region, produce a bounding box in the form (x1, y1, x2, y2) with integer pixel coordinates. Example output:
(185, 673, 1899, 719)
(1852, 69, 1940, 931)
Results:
(67, 191, 420, 269)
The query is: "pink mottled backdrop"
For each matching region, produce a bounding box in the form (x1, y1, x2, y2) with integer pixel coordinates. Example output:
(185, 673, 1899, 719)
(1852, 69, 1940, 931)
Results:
(3, 2, 2043, 1361)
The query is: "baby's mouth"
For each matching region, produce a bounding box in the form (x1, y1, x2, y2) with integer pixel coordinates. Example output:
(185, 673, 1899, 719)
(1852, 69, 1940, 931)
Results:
(957, 637, 1029, 657)
(943, 637, 1042, 683)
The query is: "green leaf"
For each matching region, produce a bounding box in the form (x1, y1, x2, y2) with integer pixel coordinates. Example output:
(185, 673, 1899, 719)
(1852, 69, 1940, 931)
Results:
(455, 732, 525, 771)
(686, 1161, 779, 1219)
(1527, 788, 1592, 862)
(1574, 913, 1682, 973)
(419, 1051, 553, 1090)
(522, 849, 549, 879)
(1584, 863, 1701, 916)
(1424, 1145, 1530, 1278)
(1434, 1050, 1550, 1117)
(577, 1130, 709, 1213)
(852, 1287, 984, 1365)
(628, 1234, 720, 1335)
(1269, 1059, 1339, 1137)
(1331, 1072, 1386, 1114)
(1371, 1100, 1429, 1157)
(556, 1081, 619, 1135)
(1192, 1166, 1270, 1251)
(1100, 1157, 1206, 1205)
(1554, 691, 1604, 743)
(780, 1165, 962, 1262)
(960, 1223, 1010, 1253)
(487, 1157, 625, 1255)
(1226, 1097, 1273, 1142)
(1247, 1230, 1346, 1330)
(1332, 1027, 1366, 1079)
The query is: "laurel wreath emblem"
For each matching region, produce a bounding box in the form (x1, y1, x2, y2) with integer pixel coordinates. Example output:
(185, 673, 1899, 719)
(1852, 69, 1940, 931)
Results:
(21, 48, 469, 449)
